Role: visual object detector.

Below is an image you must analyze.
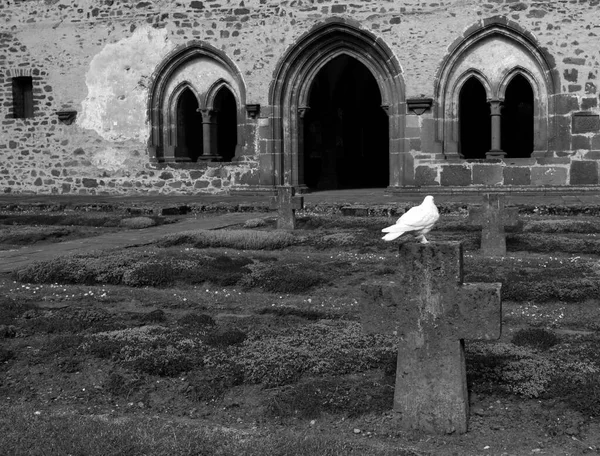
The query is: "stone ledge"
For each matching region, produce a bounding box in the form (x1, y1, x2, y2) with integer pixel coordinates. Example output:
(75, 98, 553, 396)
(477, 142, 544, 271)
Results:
(386, 185, 600, 195)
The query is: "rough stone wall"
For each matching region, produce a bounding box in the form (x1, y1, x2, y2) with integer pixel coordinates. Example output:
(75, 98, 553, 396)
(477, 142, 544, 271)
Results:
(1, 0, 599, 194)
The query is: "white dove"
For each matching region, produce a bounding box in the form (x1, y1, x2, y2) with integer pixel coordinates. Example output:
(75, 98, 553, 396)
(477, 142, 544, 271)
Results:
(381, 195, 440, 243)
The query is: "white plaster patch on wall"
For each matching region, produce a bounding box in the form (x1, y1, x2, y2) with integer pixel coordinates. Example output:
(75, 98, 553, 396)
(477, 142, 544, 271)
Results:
(90, 147, 146, 173)
(79, 26, 175, 143)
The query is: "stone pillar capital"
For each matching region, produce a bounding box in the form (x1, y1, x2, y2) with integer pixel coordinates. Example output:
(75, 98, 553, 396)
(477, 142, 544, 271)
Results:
(298, 106, 310, 119)
(487, 99, 504, 116)
(198, 108, 217, 123)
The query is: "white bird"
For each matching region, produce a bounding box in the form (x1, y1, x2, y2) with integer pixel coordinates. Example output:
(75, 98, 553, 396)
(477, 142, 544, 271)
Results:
(381, 195, 440, 243)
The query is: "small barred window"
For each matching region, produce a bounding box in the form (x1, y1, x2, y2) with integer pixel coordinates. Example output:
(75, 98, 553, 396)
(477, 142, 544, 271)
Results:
(12, 76, 34, 119)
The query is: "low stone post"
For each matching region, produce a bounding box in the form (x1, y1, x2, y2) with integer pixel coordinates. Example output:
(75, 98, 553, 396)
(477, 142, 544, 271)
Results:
(468, 193, 519, 256)
(269, 186, 304, 230)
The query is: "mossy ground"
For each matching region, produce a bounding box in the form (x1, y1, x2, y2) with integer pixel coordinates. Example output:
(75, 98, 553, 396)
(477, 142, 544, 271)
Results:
(1, 211, 600, 455)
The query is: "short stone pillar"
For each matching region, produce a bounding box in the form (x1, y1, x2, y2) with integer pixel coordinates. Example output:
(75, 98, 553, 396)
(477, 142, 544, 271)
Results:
(486, 99, 506, 159)
(198, 108, 221, 161)
(269, 186, 304, 230)
(361, 242, 502, 434)
(468, 193, 519, 256)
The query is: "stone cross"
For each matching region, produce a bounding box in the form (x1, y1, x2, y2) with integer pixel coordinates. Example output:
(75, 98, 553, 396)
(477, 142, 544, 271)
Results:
(361, 242, 502, 434)
(269, 186, 304, 230)
(468, 193, 519, 256)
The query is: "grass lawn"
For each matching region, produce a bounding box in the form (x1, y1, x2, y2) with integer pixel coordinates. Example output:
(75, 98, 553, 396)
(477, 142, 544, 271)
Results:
(1, 212, 600, 455)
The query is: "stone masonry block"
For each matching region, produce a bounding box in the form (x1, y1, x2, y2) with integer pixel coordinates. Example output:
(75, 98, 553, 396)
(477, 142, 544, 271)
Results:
(570, 161, 599, 185)
(552, 115, 572, 151)
(554, 94, 580, 115)
(440, 165, 471, 186)
(472, 165, 503, 185)
(503, 167, 531, 185)
(573, 113, 600, 134)
(530, 167, 568, 186)
(414, 166, 439, 186)
(572, 135, 592, 151)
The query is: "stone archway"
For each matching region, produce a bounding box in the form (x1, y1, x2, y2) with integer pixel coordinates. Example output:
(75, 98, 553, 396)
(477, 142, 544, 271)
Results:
(267, 18, 406, 190)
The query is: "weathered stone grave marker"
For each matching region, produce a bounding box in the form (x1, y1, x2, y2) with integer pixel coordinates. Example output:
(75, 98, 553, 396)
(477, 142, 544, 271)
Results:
(361, 242, 502, 434)
(270, 186, 304, 230)
(468, 193, 519, 256)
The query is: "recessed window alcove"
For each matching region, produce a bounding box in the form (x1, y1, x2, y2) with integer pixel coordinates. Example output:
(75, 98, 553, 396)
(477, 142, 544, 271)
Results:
(147, 43, 246, 165)
(435, 19, 558, 161)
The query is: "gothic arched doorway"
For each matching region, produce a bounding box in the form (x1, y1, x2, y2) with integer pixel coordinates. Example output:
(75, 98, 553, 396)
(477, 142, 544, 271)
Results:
(502, 74, 534, 158)
(176, 88, 203, 162)
(459, 77, 490, 159)
(303, 55, 389, 190)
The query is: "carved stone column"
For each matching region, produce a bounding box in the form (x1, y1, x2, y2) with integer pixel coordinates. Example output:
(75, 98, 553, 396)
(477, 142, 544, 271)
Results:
(487, 99, 506, 159)
(296, 106, 310, 191)
(198, 108, 222, 161)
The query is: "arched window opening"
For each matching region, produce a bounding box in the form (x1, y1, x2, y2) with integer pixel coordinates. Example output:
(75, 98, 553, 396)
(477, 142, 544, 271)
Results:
(148, 43, 247, 164)
(303, 55, 388, 190)
(502, 74, 534, 158)
(214, 87, 237, 162)
(459, 77, 490, 159)
(176, 88, 203, 162)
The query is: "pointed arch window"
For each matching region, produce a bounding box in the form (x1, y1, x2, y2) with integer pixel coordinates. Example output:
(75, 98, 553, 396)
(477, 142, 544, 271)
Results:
(434, 20, 557, 161)
(459, 77, 490, 159)
(175, 88, 203, 162)
(213, 86, 238, 162)
(147, 42, 246, 165)
(501, 74, 534, 158)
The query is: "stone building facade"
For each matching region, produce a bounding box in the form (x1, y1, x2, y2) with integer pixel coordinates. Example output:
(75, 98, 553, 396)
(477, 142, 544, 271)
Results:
(1, 0, 600, 195)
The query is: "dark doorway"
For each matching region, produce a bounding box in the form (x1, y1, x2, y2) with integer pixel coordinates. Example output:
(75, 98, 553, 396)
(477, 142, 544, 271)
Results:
(502, 74, 534, 158)
(459, 77, 490, 159)
(176, 88, 203, 161)
(303, 55, 389, 190)
(214, 87, 238, 162)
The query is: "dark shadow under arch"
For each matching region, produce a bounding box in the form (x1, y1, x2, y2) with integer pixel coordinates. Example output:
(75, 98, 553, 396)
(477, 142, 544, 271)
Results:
(459, 77, 490, 159)
(303, 55, 388, 189)
(214, 86, 237, 162)
(176, 88, 203, 161)
(502, 74, 534, 158)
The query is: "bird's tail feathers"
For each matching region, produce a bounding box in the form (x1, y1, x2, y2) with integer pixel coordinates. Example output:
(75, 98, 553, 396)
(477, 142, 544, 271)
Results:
(382, 224, 408, 233)
(382, 232, 404, 241)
